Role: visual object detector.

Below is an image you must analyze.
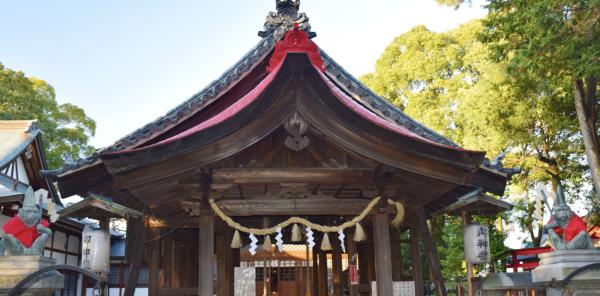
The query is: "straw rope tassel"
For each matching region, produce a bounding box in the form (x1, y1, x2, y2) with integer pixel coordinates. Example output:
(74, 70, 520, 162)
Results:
(354, 223, 366, 242)
(321, 232, 332, 251)
(231, 230, 242, 249)
(262, 235, 272, 252)
(291, 223, 302, 242)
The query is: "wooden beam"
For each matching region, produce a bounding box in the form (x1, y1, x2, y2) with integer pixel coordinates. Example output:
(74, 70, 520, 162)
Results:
(410, 228, 424, 296)
(212, 168, 374, 185)
(417, 208, 447, 296)
(213, 198, 372, 216)
(198, 210, 214, 296)
(372, 210, 393, 296)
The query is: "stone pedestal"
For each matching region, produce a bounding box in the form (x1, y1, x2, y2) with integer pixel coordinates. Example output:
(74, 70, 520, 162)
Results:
(0, 256, 64, 296)
(532, 249, 600, 296)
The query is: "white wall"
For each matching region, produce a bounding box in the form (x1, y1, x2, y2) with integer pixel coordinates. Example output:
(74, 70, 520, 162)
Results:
(0, 156, 30, 185)
(53, 231, 67, 252)
(16, 156, 30, 184)
(68, 235, 80, 253)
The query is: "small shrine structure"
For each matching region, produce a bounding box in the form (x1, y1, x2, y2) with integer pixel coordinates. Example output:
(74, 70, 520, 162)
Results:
(52, 1, 510, 295)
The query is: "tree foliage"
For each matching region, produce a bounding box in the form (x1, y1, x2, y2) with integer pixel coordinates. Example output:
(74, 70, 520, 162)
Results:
(362, 20, 584, 190)
(0, 63, 96, 169)
(483, 0, 600, 201)
(361, 18, 588, 284)
(435, 0, 470, 9)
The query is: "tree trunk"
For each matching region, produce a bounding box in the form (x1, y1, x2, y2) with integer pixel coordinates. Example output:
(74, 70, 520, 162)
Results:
(573, 77, 600, 202)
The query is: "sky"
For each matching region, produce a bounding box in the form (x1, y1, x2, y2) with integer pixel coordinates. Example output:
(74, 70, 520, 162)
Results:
(0, 0, 488, 148)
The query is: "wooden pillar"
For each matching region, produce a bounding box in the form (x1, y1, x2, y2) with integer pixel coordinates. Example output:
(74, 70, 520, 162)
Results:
(98, 217, 110, 296)
(462, 212, 474, 296)
(372, 210, 393, 296)
(367, 242, 376, 284)
(318, 251, 328, 296)
(216, 225, 235, 296)
(148, 227, 161, 296)
(198, 212, 214, 296)
(410, 228, 424, 296)
(124, 216, 146, 296)
(417, 208, 447, 296)
(347, 235, 358, 296)
(312, 248, 319, 296)
(305, 244, 311, 296)
(357, 243, 370, 286)
(391, 229, 404, 281)
(233, 246, 241, 270)
(332, 245, 343, 296)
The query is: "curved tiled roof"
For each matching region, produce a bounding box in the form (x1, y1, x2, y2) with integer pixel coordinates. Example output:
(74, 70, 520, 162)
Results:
(60, 8, 457, 174)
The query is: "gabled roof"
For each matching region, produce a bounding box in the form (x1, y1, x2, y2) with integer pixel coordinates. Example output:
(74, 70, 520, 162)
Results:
(100, 38, 458, 153)
(0, 120, 61, 205)
(58, 192, 143, 220)
(95, 28, 484, 185)
(55, 2, 509, 209)
(437, 188, 513, 216)
(59, 7, 458, 176)
(0, 120, 39, 169)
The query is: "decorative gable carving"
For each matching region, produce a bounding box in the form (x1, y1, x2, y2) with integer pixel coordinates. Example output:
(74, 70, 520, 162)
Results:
(284, 112, 309, 151)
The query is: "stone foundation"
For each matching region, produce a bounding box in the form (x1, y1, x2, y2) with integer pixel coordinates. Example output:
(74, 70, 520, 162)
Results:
(0, 256, 64, 296)
(532, 249, 600, 296)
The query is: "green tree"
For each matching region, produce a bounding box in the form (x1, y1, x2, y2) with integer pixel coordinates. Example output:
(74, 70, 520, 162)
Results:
(361, 19, 587, 281)
(439, 216, 466, 284)
(0, 63, 96, 169)
(437, 215, 507, 289)
(483, 0, 600, 202)
(362, 20, 584, 190)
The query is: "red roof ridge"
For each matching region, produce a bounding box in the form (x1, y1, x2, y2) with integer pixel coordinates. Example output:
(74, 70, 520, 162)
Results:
(267, 23, 325, 73)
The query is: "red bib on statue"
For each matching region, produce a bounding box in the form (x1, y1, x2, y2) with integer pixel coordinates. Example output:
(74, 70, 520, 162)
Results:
(2, 215, 50, 248)
(551, 214, 588, 242)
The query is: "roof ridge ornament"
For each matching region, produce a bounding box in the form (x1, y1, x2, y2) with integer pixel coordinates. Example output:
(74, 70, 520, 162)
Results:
(276, 0, 300, 18)
(259, 0, 315, 40)
(266, 23, 325, 73)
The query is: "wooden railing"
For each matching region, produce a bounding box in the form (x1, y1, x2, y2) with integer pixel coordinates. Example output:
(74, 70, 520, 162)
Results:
(506, 246, 552, 272)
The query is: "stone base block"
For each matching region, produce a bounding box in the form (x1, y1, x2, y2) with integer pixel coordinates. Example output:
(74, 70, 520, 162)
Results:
(0, 256, 64, 296)
(532, 249, 600, 283)
(532, 249, 600, 296)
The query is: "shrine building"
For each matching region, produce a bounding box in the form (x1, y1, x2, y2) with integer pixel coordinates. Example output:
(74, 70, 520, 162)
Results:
(53, 1, 510, 295)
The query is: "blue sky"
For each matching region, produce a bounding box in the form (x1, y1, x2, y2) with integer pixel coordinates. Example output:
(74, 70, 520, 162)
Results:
(0, 0, 487, 148)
